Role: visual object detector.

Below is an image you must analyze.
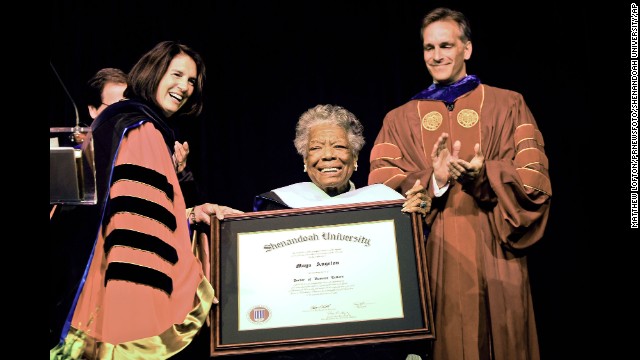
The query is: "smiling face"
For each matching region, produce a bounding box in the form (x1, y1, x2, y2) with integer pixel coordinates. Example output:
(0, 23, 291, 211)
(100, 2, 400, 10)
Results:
(305, 123, 356, 196)
(155, 53, 197, 117)
(422, 19, 472, 85)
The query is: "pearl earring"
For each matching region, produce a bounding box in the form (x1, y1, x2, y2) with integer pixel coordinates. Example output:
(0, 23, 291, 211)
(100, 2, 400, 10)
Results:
(303, 164, 307, 172)
(354, 162, 358, 171)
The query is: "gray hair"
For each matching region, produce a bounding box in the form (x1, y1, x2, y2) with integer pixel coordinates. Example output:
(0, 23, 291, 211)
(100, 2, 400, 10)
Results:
(294, 104, 365, 158)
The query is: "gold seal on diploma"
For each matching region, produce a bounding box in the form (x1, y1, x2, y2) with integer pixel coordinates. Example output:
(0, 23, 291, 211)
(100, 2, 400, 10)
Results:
(422, 111, 443, 131)
(457, 109, 479, 128)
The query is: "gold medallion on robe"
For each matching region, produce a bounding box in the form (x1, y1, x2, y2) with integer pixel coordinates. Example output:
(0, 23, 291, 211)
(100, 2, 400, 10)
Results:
(422, 111, 443, 131)
(457, 109, 479, 128)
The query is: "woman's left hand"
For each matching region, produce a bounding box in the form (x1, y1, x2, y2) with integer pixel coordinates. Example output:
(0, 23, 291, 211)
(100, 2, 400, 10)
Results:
(402, 179, 431, 217)
(173, 141, 189, 173)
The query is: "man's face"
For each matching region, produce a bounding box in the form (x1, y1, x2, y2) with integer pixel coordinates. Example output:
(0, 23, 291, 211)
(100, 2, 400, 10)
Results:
(88, 81, 126, 120)
(422, 19, 472, 85)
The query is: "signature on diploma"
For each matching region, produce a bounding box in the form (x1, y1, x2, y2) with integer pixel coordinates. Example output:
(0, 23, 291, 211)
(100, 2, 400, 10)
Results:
(353, 301, 370, 309)
(324, 311, 354, 320)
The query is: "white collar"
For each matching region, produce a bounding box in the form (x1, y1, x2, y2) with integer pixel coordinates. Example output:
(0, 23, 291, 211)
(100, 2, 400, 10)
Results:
(272, 182, 403, 208)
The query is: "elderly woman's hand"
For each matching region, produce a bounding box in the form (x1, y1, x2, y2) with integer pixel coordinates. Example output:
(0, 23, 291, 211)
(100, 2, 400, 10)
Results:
(402, 179, 431, 217)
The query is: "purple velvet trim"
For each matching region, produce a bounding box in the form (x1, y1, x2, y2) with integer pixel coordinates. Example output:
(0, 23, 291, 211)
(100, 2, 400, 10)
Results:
(411, 75, 481, 104)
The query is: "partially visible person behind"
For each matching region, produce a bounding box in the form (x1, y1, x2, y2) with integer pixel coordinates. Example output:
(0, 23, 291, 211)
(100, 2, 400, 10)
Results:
(86, 67, 128, 120)
(369, 7, 551, 360)
(72, 68, 128, 145)
(252, 104, 430, 360)
(50, 40, 242, 360)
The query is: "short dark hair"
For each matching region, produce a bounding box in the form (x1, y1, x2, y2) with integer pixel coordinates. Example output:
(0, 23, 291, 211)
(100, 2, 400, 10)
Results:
(421, 7, 472, 42)
(86, 68, 127, 109)
(125, 41, 206, 117)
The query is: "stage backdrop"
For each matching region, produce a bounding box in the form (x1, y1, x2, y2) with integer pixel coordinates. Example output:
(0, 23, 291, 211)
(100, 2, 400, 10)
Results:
(50, 1, 591, 358)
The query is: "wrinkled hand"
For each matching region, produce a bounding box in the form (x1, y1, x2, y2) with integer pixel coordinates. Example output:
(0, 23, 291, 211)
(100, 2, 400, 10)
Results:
(448, 143, 484, 184)
(191, 203, 244, 225)
(402, 179, 431, 217)
(172, 141, 189, 173)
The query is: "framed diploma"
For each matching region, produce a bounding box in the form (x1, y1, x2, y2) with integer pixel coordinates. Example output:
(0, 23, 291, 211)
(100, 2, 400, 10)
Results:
(209, 200, 434, 356)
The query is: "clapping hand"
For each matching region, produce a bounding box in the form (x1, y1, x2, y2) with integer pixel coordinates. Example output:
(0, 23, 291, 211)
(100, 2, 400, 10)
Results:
(172, 141, 189, 173)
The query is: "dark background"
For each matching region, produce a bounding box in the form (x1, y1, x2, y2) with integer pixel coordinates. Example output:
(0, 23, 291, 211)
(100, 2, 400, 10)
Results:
(50, 1, 591, 358)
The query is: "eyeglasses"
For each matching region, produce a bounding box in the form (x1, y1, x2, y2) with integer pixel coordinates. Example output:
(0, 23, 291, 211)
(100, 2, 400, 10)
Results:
(101, 98, 125, 107)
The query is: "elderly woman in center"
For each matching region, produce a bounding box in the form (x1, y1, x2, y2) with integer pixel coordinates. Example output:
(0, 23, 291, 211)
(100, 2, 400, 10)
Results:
(254, 104, 430, 214)
(251, 104, 430, 360)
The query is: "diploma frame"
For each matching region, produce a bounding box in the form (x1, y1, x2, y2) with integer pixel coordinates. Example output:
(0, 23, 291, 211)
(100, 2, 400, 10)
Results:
(209, 200, 434, 357)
